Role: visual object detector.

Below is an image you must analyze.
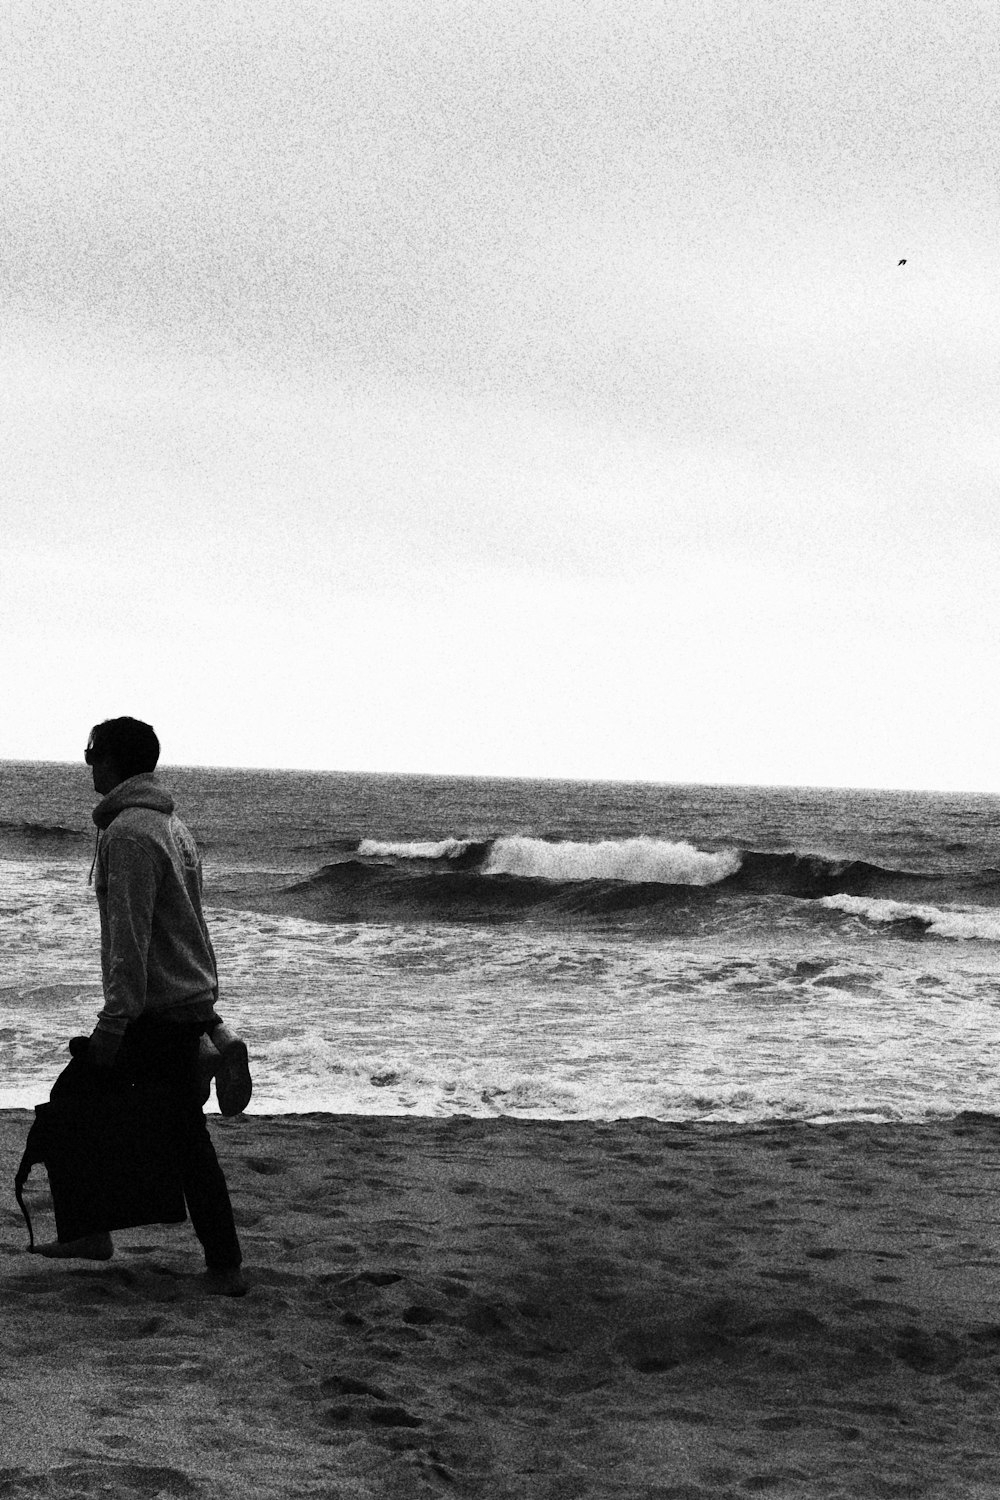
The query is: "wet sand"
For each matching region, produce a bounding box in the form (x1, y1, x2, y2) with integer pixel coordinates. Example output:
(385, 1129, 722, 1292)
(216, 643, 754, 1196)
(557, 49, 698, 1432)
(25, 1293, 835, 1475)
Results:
(4, 1110, 1000, 1498)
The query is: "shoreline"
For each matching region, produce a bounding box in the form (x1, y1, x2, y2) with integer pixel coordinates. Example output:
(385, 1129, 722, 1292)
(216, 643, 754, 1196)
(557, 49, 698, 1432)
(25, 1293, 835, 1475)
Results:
(5, 1111, 1000, 1496)
(3, 1105, 995, 1125)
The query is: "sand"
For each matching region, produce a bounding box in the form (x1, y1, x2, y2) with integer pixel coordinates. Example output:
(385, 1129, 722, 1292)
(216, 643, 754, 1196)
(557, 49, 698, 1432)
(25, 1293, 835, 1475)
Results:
(4, 1111, 1000, 1499)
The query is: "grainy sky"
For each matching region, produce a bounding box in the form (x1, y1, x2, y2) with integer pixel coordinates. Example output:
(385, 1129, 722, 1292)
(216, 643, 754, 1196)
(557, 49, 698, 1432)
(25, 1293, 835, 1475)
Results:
(2, 1, 998, 787)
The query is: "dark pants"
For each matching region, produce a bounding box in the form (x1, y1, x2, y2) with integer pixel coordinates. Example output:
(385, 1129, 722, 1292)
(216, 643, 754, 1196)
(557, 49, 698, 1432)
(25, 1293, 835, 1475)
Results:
(119, 1016, 243, 1272)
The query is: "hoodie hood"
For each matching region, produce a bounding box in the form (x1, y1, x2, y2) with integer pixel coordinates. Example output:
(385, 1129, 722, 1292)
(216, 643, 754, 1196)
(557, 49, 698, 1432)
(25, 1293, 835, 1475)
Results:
(92, 773, 175, 830)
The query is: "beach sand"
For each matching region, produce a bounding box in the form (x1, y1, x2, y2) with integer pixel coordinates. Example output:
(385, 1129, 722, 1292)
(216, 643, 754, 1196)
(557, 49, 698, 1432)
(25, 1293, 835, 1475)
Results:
(4, 1112, 1000, 1498)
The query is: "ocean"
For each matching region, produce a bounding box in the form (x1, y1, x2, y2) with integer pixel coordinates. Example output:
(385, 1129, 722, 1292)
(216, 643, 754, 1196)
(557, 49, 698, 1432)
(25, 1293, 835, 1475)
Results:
(2, 761, 1000, 1122)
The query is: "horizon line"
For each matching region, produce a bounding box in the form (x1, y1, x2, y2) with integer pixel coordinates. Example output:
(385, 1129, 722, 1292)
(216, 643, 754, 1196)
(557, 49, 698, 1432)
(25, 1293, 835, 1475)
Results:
(1, 757, 997, 801)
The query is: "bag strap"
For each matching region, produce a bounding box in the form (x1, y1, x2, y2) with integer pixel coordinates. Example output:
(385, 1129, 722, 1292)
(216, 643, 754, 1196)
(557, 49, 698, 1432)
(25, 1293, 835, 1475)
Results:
(13, 1148, 36, 1252)
(14, 1111, 50, 1253)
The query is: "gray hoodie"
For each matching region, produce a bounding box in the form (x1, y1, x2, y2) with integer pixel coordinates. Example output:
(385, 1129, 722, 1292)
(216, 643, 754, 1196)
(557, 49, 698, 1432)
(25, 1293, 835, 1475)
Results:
(91, 774, 218, 1036)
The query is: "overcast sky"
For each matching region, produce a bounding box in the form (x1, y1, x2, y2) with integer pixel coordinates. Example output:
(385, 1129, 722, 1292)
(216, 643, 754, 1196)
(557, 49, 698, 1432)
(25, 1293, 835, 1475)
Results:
(2, 1, 998, 789)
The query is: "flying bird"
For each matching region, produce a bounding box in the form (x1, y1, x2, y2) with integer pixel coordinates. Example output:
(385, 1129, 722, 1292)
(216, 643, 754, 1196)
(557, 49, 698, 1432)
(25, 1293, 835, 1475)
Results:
(898, 258, 907, 265)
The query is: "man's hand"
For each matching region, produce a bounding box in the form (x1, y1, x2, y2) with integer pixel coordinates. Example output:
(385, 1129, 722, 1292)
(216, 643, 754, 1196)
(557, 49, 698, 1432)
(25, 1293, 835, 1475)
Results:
(88, 1026, 122, 1070)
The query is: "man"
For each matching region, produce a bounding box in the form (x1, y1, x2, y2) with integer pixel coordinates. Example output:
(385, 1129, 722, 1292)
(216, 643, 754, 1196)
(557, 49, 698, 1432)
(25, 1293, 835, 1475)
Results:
(35, 716, 250, 1296)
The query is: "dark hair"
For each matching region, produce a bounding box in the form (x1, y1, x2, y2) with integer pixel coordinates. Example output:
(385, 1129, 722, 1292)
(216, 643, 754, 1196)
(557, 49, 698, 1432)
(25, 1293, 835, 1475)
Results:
(85, 718, 161, 778)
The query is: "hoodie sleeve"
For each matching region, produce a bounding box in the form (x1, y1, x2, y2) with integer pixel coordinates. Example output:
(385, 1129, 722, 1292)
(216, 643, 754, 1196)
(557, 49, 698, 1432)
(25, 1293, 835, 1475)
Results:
(96, 835, 159, 1034)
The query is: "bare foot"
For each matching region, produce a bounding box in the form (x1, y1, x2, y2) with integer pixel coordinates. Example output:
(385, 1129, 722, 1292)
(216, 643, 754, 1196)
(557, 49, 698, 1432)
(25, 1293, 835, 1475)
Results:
(32, 1232, 114, 1260)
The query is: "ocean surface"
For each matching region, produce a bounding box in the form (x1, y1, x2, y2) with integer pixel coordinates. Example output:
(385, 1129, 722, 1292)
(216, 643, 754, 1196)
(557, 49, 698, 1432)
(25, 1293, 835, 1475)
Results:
(3, 762, 1000, 1121)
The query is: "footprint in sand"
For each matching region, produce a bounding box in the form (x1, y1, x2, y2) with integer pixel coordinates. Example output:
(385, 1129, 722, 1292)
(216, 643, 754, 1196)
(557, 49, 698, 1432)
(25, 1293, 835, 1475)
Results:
(123, 1353, 217, 1384)
(321, 1374, 390, 1400)
(107, 1315, 171, 1338)
(243, 1156, 287, 1176)
(402, 1304, 438, 1325)
(320, 1369, 424, 1430)
(369, 1406, 423, 1428)
(0, 1462, 200, 1498)
(894, 1327, 964, 1371)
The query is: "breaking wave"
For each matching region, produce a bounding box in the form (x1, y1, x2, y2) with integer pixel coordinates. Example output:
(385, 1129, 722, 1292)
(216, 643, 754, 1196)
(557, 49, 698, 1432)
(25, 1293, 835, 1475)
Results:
(233, 830, 986, 934)
(483, 836, 742, 885)
(358, 837, 486, 864)
(343, 834, 918, 894)
(0, 820, 88, 858)
(821, 894, 1000, 942)
(0, 820, 84, 840)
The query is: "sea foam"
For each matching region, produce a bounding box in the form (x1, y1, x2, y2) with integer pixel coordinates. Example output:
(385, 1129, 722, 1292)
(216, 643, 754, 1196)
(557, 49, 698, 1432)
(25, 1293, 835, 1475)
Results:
(483, 836, 742, 885)
(821, 893, 1000, 942)
(358, 837, 474, 860)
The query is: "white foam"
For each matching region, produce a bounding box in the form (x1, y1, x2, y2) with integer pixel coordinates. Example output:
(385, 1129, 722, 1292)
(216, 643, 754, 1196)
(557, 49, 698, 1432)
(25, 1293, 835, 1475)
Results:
(358, 837, 474, 860)
(821, 893, 1000, 942)
(483, 835, 742, 885)
(4, 911, 1000, 1122)
(8, 855, 1000, 1126)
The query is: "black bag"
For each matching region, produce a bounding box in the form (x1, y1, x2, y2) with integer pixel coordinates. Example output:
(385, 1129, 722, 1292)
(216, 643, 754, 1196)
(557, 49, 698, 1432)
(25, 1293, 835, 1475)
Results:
(14, 1038, 187, 1249)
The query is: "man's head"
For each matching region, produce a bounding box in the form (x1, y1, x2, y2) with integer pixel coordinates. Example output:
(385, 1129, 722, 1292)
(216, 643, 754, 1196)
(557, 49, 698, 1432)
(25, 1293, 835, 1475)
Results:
(85, 717, 160, 794)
